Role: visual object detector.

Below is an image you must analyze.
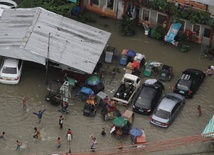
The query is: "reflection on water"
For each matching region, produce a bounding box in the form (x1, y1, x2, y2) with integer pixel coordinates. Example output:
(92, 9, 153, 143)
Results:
(0, 12, 214, 155)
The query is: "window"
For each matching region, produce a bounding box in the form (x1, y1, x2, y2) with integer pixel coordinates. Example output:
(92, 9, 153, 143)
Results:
(157, 13, 167, 25)
(90, 0, 114, 10)
(143, 9, 149, 21)
(90, 0, 99, 6)
(178, 20, 185, 32)
(107, 0, 114, 10)
(192, 24, 200, 36)
(171, 103, 180, 116)
(204, 28, 211, 38)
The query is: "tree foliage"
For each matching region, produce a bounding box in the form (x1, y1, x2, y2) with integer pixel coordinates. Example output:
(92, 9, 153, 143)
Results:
(19, 0, 75, 17)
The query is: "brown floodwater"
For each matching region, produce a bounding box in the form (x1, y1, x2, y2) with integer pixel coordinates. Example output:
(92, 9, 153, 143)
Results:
(0, 11, 214, 155)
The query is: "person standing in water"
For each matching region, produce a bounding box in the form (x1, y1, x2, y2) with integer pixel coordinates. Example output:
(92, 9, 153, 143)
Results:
(59, 115, 65, 129)
(16, 140, 22, 151)
(22, 96, 29, 111)
(197, 105, 202, 116)
(0, 132, 5, 139)
(56, 137, 61, 148)
(33, 108, 46, 124)
(33, 127, 40, 139)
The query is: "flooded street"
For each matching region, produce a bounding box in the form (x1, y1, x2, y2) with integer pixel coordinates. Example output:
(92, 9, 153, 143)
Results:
(0, 12, 214, 155)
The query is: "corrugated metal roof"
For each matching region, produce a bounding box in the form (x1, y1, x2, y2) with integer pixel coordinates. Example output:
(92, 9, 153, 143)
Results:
(0, 7, 111, 74)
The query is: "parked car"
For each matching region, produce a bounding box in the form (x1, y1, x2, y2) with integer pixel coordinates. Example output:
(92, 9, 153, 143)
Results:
(0, 0, 17, 9)
(0, 57, 24, 84)
(150, 93, 185, 128)
(133, 79, 164, 115)
(173, 69, 206, 98)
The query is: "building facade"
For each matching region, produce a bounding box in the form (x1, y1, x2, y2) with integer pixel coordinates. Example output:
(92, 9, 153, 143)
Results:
(83, 0, 214, 46)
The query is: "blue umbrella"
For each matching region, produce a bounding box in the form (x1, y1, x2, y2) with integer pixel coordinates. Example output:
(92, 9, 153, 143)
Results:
(127, 50, 136, 57)
(130, 128, 142, 137)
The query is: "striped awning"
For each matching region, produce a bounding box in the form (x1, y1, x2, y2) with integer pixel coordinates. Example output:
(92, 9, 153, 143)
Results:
(202, 115, 214, 138)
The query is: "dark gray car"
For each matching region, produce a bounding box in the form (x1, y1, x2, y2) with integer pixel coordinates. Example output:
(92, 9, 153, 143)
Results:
(150, 93, 185, 128)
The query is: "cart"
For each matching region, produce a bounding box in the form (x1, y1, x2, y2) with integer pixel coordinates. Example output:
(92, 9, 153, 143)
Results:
(105, 46, 116, 63)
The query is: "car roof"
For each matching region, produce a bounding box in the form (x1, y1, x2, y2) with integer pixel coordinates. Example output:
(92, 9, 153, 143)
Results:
(183, 69, 203, 75)
(158, 97, 177, 112)
(143, 79, 163, 88)
(124, 73, 139, 81)
(3, 58, 18, 67)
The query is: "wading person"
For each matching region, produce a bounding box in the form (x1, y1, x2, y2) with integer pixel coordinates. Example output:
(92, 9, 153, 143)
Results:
(197, 105, 202, 116)
(16, 140, 22, 151)
(22, 96, 28, 111)
(33, 108, 46, 124)
(56, 137, 61, 148)
(33, 127, 40, 139)
(0, 132, 5, 139)
(66, 129, 73, 142)
(59, 115, 64, 129)
(91, 137, 97, 152)
(101, 128, 106, 136)
(204, 66, 213, 76)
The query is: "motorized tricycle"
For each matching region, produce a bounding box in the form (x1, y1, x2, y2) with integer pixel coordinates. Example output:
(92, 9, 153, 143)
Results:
(159, 64, 173, 82)
(144, 60, 162, 77)
(46, 80, 63, 106)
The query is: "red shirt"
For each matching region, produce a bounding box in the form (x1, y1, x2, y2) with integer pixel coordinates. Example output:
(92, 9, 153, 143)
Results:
(67, 130, 72, 135)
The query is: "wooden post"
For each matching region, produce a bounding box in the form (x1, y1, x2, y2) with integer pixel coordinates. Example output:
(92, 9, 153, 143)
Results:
(123, 0, 127, 16)
(80, 0, 85, 14)
(209, 29, 214, 47)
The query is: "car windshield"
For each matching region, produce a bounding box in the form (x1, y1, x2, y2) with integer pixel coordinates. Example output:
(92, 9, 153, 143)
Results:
(177, 79, 191, 91)
(136, 87, 155, 106)
(2, 67, 17, 74)
(155, 108, 170, 119)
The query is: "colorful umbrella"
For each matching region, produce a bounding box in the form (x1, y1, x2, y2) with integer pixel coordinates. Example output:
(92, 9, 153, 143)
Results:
(130, 128, 142, 137)
(86, 75, 101, 86)
(113, 117, 127, 127)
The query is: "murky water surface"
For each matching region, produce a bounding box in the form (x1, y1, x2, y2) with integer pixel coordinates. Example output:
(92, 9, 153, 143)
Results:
(0, 12, 214, 155)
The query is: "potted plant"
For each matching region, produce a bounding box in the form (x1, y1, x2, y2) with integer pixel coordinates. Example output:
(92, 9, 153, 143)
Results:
(151, 24, 166, 40)
(120, 15, 135, 36)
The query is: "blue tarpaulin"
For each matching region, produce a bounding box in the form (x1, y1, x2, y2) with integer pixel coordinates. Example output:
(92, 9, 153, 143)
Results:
(80, 87, 94, 95)
(164, 23, 182, 45)
(127, 50, 136, 57)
